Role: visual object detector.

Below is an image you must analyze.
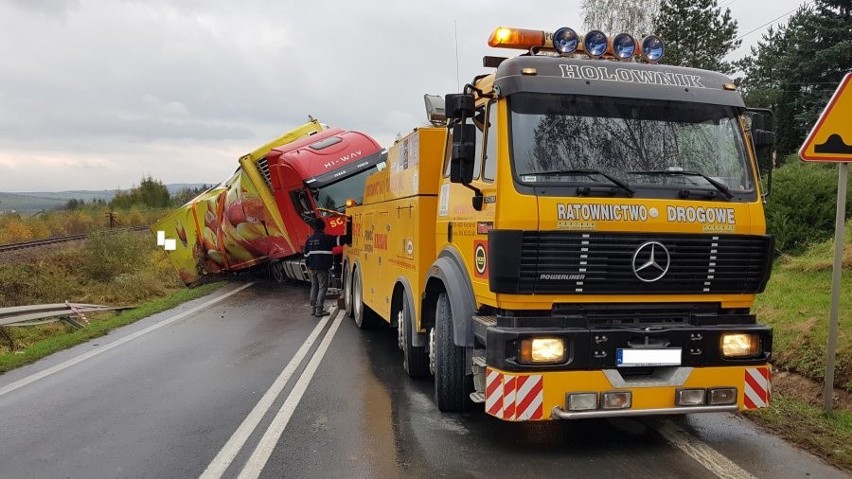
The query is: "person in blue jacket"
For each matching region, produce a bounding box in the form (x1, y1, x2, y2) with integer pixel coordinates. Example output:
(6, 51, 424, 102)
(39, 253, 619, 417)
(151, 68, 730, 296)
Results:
(304, 218, 343, 317)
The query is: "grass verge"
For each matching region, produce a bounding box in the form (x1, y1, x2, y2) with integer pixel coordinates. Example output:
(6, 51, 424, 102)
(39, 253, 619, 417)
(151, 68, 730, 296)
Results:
(748, 394, 852, 471)
(0, 282, 223, 373)
(749, 222, 851, 470)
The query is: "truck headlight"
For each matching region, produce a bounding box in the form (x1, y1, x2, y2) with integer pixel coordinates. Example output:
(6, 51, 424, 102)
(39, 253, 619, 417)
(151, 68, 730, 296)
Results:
(519, 337, 565, 364)
(721, 333, 761, 358)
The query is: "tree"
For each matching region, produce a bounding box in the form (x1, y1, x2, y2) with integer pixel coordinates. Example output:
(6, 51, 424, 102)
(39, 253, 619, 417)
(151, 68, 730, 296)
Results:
(737, 0, 852, 157)
(111, 175, 171, 209)
(65, 198, 84, 210)
(582, 0, 660, 36)
(171, 184, 211, 206)
(654, 0, 740, 73)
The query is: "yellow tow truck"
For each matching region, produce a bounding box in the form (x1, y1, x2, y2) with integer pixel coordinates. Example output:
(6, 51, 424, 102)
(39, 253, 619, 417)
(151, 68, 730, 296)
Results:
(343, 26, 776, 421)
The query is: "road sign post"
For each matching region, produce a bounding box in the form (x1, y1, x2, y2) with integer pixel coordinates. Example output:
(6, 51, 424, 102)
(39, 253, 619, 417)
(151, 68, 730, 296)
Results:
(798, 72, 851, 414)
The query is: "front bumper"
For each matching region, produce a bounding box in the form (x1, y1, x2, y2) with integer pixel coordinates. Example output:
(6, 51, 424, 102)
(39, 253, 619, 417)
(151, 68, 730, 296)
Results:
(484, 365, 772, 421)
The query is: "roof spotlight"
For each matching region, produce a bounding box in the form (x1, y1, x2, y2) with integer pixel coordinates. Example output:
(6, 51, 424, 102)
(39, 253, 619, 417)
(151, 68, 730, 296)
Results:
(641, 35, 665, 63)
(553, 27, 579, 55)
(583, 30, 609, 58)
(612, 33, 636, 60)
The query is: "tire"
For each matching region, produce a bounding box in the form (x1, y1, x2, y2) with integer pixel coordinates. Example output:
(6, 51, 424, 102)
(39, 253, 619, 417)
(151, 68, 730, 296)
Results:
(353, 268, 380, 329)
(270, 262, 285, 283)
(343, 262, 354, 318)
(433, 292, 473, 411)
(400, 299, 430, 377)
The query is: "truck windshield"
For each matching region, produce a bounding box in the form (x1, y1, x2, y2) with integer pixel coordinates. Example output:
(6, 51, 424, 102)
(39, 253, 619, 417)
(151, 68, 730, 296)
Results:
(312, 165, 382, 213)
(509, 93, 754, 197)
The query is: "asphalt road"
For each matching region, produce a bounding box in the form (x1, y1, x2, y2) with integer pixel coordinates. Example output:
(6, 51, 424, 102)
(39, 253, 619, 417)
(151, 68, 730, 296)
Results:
(0, 282, 847, 479)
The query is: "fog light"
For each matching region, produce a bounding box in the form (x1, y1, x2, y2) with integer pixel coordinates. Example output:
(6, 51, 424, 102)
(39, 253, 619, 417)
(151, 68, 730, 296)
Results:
(602, 391, 631, 410)
(568, 393, 598, 411)
(708, 387, 737, 405)
(676, 388, 706, 406)
(721, 333, 760, 358)
(519, 337, 565, 364)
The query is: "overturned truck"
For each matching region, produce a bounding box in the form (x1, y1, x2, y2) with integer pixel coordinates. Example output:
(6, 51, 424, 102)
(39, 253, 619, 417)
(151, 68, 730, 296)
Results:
(154, 118, 385, 284)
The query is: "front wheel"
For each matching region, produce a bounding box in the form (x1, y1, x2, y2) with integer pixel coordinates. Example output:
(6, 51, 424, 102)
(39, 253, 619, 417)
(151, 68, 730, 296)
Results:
(432, 292, 473, 411)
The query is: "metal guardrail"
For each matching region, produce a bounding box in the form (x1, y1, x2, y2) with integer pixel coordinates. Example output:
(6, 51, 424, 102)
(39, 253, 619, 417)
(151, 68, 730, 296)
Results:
(0, 303, 133, 329)
(0, 226, 149, 253)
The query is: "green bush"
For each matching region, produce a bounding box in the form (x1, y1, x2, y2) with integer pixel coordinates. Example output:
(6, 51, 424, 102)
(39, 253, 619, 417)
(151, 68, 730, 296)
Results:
(82, 230, 154, 282)
(766, 160, 852, 253)
(0, 250, 87, 307)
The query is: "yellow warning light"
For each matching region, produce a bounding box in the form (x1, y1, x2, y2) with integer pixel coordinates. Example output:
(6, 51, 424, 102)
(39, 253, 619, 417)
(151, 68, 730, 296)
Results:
(488, 26, 547, 50)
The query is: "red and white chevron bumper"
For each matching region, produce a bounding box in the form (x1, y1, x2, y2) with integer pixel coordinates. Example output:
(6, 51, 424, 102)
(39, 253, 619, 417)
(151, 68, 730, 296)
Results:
(485, 368, 544, 421)
(743, 366, 772, 409)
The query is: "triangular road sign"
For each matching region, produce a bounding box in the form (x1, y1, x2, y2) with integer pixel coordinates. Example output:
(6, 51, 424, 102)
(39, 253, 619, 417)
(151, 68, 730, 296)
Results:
(799, 72, 852, 162)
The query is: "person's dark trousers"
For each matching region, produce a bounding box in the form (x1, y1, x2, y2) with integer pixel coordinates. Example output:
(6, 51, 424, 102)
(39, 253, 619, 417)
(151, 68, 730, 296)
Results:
(308, 269, 330, 315)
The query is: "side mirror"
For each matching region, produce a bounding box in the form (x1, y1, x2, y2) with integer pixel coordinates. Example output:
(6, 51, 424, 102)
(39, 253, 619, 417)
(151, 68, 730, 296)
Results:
(424, 94, 446, 125)
(747, 108, 775, 197)
(445, 93, 474, 119)
(450, 123, 476, 184)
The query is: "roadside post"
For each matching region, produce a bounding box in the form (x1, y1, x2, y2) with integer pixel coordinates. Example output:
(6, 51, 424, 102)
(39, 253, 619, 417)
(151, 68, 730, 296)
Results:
(798, 72, 851, 413)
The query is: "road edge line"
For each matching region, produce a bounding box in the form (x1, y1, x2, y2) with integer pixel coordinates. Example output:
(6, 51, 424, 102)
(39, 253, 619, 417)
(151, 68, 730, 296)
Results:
(658, 418, 757, 479)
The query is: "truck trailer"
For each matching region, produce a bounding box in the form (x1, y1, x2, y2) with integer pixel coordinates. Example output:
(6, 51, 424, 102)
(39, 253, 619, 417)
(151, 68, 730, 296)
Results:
(342, 26, 776, 421)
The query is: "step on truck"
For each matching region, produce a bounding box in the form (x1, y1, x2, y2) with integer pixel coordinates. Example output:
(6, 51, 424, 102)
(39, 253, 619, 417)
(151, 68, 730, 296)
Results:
(154, 118, 385, 285)
(343, 26, 777, 421)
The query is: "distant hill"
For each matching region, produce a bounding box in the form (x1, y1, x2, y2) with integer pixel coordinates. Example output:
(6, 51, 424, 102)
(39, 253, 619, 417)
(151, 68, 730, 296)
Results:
(0, 184, 208, 213)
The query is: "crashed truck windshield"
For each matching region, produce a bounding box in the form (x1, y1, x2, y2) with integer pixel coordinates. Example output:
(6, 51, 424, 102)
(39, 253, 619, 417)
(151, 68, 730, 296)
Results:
(509, 93, 756, 201)
(312, 164, 384, 213)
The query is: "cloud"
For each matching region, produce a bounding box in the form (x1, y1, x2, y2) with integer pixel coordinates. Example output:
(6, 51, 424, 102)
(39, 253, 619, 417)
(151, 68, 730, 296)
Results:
(0, 0, 803, 191)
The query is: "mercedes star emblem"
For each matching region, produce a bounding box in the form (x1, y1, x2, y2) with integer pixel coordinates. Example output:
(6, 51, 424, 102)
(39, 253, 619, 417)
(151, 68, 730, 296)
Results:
(632, 241, 671, 283)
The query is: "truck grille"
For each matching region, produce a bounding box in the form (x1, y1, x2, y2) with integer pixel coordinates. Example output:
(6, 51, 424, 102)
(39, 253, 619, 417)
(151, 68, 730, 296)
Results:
(490, 231, 773, 295)
(257, 157, 272, 189)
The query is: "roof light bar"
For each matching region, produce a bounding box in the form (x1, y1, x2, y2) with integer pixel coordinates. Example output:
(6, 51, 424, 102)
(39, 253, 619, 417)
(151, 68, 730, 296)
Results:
(486, 26, 665, 63)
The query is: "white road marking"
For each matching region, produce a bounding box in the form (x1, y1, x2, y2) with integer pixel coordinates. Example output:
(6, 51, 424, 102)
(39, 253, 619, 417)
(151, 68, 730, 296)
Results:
(237, 310, 346, 479)
(199, 313, 333, 479)
(657, 419, 757, 479)
(0, 282, 254, 399)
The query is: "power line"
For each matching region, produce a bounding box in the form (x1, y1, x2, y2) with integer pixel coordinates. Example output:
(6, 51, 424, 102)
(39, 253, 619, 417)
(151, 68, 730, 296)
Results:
(736, 3, 809, 41)
(719, 0, 741, 9)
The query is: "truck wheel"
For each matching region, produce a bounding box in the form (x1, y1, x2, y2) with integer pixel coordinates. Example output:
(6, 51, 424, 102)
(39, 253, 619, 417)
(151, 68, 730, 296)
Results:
(433, 292, 473, 411)
(270, 262, 285, 283)
(343, 263, 354, 318)
(353, 268, 379, 329)
(399, 300, 429, 377)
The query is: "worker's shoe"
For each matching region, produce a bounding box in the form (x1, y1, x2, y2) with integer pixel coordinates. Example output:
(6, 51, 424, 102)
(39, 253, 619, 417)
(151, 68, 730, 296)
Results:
(313, 309, 330, 317)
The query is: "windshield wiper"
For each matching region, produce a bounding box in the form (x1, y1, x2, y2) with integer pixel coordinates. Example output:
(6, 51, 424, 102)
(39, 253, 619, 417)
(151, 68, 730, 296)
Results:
(628, 170, 733, 200)
(532, 169, 635, 197)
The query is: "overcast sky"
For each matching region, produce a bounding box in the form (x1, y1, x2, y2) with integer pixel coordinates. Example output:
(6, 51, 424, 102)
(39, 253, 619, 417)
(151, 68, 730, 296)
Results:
(0, 0, 806, 192)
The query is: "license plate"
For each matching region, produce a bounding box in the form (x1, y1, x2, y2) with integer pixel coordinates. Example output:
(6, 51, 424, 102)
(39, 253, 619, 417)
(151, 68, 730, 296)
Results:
(616, 348, 682, 367)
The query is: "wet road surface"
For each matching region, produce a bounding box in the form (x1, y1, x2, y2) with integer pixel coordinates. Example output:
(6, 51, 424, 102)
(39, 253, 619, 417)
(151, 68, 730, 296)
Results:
(0, 282, 847, 478)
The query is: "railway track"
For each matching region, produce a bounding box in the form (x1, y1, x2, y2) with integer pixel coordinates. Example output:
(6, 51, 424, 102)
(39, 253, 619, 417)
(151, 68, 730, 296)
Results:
(0, 226, 149, 253)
